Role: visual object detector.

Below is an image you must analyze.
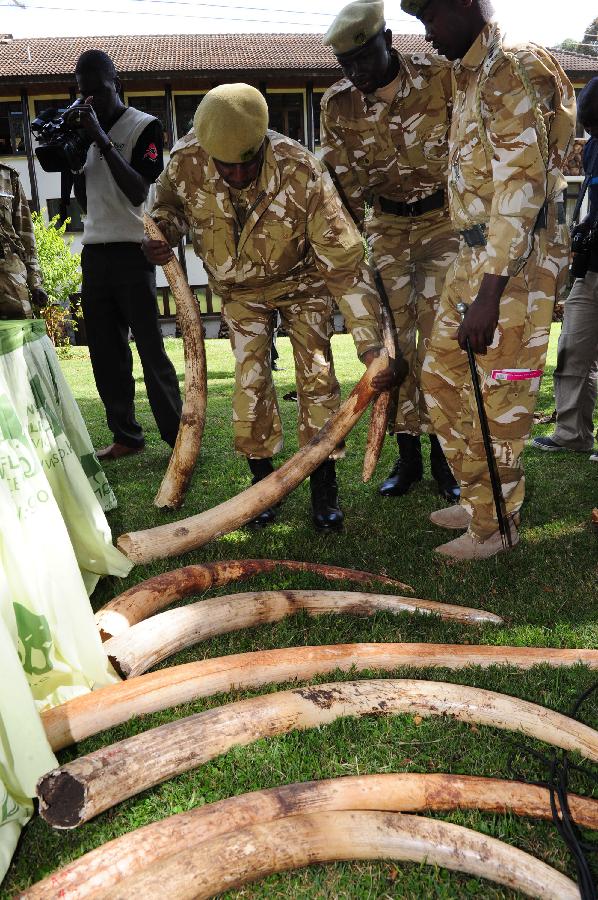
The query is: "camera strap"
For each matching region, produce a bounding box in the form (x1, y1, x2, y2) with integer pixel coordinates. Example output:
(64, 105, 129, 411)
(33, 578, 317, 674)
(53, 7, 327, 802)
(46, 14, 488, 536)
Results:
(571, 140, 598, 226)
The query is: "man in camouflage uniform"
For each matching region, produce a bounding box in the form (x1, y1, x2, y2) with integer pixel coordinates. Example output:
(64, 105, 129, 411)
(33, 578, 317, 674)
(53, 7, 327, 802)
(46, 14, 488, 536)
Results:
(145, 83, 395, 531)
(0, 165, 47, 319)
(403, 0, 576, 559)
(321, 0, 459, 503)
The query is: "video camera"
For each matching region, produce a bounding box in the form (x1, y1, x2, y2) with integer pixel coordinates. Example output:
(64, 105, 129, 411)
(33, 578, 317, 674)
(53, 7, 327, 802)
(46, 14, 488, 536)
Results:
(31, 99, 92, 173)
(571, 222, 598, 280)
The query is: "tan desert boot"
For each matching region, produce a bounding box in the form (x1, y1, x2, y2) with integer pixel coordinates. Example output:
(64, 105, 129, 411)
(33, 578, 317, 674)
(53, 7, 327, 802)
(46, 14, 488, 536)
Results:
(435, 523, 519, 561)
(430, 505, 471, 529)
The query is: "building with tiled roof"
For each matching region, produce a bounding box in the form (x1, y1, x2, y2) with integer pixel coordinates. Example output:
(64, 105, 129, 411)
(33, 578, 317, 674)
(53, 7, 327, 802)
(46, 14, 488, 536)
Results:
(0, 32, 435, 82)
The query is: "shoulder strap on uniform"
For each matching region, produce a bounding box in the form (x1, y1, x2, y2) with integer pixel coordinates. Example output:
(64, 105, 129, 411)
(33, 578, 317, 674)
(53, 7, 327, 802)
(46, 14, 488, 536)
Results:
(475, 35, 549, 167)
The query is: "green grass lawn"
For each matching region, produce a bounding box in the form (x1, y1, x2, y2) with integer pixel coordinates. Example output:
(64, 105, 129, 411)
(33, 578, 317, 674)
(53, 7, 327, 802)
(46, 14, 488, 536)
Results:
(4, 327, 598, 898)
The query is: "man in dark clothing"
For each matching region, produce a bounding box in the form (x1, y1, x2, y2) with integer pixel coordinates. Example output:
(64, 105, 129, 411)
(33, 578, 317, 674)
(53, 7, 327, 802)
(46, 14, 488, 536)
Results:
(70, 49, 181, 461)
(531, 77, 598, 462)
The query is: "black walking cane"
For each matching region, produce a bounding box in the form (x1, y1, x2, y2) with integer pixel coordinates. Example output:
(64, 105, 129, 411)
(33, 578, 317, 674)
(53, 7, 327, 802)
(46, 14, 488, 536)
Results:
(456, 302, 512, 550)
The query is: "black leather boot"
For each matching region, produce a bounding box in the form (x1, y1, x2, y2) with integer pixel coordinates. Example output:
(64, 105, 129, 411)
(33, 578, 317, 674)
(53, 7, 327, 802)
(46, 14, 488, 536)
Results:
(429, 434, 460, 504)
(310, 459, 344, 532)
(247, 457, 277, 527)
(378, 433, 423, 497)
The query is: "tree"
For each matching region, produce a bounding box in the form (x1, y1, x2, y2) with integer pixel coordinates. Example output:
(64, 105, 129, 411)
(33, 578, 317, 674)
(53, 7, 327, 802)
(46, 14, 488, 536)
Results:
(31, 211, 82, 347)
(558, 17, 598, 56)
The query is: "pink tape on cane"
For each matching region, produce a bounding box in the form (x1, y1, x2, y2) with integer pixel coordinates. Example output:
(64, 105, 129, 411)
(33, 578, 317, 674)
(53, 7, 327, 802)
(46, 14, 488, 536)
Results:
(491, 369, 543, 382)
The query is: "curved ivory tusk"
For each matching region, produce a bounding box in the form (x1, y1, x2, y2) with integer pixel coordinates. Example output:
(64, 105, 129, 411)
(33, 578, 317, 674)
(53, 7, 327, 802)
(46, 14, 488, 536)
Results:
(28, 811, 579, 900)
(363, 304, 396, 482)
(144, 215, 207, 510)
(103, 591, 504, 678)
(23, 775, 595, 899)
(43, 643, 598, 751)
(116, 351, 389, 564)
(36, 679, 598, 828)
(96, 560, 414, 640)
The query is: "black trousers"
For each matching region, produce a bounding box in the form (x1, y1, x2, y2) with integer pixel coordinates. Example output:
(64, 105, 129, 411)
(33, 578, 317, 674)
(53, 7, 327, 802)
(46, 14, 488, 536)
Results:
(81, 242, 182, 448)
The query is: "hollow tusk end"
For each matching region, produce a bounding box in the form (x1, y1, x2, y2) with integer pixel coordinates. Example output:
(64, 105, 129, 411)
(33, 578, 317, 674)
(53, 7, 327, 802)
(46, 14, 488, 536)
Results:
(116, 533, 136, 559)
(95, 609, 132, 642)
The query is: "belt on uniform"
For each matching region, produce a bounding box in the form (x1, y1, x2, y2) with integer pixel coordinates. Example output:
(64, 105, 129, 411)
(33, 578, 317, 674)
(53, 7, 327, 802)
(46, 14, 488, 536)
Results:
(378, 189, 445, 218)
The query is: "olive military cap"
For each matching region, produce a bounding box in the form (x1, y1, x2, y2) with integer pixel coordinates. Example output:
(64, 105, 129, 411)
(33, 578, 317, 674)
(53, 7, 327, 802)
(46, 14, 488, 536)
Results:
(193, 83, 269, 164)
(324, 0, 385, 56)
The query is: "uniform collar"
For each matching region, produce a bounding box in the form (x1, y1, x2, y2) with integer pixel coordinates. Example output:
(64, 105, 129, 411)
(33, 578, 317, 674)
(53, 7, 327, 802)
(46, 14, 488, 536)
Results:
(457, 20, 499, 72)
(361, 49, 414, 106)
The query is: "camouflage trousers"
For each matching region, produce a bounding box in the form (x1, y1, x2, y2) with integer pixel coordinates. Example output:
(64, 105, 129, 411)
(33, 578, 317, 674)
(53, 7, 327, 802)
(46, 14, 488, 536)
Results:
(223, 290, 340, 458)
(422, 211, 569, 539)
(368, 209, 458, 435)
(0, 252, 32, 319)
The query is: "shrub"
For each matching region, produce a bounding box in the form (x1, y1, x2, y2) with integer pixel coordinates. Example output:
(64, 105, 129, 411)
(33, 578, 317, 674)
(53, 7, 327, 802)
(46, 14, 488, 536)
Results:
(32, 211, 82, 347)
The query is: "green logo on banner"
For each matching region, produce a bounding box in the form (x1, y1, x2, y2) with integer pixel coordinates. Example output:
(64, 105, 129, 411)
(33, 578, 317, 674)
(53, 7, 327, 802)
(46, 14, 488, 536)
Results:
(0, 395, 25, 442)
(13, 602, 53, 676)
(0, 788, 20, 825)
(29, 375, 63, 437)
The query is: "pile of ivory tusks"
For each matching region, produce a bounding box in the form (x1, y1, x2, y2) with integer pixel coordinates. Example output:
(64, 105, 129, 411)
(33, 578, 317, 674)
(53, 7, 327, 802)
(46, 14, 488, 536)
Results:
(27, 354, 598, 895)
(26, 555, 598, 896)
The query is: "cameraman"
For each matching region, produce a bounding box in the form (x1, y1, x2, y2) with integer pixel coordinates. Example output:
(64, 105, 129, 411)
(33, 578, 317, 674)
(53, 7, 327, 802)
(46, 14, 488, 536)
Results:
(532, 77, 598, 462)
(68, 49, 181, 461)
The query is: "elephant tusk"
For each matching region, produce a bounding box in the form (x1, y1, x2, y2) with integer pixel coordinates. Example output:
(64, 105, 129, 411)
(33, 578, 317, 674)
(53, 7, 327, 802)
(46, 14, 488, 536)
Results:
(43, 643, 596, 751)
(144, 215, 207, 510)
(102, 590, 504, 678)
(363, 303, 396, 482)
(95, 560, 414, 641)
(36, 679, 598, 828)
(116, 351, 389, 564)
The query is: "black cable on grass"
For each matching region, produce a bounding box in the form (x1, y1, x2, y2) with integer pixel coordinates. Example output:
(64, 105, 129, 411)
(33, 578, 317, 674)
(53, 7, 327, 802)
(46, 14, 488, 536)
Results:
(506, 681, 598, 900)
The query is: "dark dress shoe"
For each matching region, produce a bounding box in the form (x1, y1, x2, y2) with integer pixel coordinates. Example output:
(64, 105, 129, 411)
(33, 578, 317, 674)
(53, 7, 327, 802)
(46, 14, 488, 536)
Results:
(310, 460, 344, 532)
(378, 458, 423, 496)
(96, 442, 144, 461)
(430, 435, 460, 504)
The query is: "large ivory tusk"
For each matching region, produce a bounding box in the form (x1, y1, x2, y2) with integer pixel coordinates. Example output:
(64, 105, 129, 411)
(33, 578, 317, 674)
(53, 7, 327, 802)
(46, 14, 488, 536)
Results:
(36, 679, 598, 828)
(43, 643, 598, 751)
(144, 215, 207, 510)
(363, 303, 395, 482)
(103, 591, 504, 678)
(117, 351, 389, 563)
(96, 560, 413, 640)
(24, 776, 594, 899)
(30, 811, 579, 900)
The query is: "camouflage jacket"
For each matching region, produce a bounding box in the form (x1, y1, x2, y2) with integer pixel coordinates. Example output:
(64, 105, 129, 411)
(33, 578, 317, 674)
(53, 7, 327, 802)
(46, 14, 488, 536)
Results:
(0, 164, 42, 318)
(151, 129, 382, 356)
(320, 50, 453, 228)
(450, 21, 576, 277)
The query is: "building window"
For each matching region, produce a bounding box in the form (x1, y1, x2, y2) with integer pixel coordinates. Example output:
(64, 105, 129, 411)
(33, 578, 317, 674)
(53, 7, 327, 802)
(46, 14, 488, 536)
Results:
(0, 102, 25, 156)
(46, 197, 85, 232)
(174, 94, 205, 140)
(267, 93, 305, 144)
(33, 99, 70, 118)
(128, 95, 169, 148)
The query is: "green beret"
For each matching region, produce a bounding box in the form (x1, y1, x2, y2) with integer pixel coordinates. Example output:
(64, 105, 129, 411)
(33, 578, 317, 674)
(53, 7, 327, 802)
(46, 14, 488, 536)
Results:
(324, 0, 385, 56)
(400, 0, 430, 16)
(193, 83, 269, 163)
